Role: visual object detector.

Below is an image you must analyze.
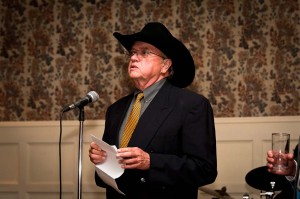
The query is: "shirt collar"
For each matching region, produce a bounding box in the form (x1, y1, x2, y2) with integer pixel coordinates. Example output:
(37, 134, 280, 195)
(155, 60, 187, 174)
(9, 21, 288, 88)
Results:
(135, 79, 166, 103)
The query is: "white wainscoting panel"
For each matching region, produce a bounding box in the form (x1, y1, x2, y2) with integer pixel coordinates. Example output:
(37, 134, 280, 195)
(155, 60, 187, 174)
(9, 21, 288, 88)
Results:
(0, 116, 299, 199)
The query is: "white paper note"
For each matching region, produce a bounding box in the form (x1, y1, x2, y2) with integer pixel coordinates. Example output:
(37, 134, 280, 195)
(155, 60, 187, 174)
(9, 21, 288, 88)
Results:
(91, 134, 125, 195)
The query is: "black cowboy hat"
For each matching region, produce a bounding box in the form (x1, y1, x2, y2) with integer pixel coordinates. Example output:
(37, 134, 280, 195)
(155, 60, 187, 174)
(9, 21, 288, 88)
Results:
(113, 22, 195, 88)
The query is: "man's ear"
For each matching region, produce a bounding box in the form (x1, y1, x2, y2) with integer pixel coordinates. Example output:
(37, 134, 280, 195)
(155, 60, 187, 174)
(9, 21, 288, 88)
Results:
(162, 59, 172, 73)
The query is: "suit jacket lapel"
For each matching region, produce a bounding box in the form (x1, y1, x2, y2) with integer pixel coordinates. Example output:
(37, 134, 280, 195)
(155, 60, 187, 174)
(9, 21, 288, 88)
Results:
(105, 93, 133, 146)
(128, 82, 174, 149)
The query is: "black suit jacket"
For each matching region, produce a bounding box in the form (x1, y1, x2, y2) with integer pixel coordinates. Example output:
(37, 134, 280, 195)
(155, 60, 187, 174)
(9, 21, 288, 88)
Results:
(95, 81, 217, 199)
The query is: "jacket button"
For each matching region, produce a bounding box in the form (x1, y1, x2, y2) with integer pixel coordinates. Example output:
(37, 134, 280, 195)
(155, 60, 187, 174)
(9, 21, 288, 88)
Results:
(140, 178, 146, 183)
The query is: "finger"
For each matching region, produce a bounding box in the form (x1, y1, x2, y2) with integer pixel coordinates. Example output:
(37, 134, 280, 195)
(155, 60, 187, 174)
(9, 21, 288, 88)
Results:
(266, 162, 273, 168)
(122, 162, 139, 169)
(117, 148, 137, 158)
(122, 157, 139, 164)
(89, 153, 106, 164)
(266, 157, 274, 163)
(267, 150, 273, 157)
(90, 142, 106, 155)
(90, 142, 100, 150)
(90, 148, 103, 155)
(117, 147, 134, 153)
(121, 158, 149, 170)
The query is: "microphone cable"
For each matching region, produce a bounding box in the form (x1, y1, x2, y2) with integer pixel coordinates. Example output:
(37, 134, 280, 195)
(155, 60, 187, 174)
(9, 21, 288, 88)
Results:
(59, 111, 63, 199)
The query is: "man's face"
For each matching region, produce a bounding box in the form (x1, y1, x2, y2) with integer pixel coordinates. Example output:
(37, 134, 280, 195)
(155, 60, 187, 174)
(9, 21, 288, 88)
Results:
(127, 41, 171, 88)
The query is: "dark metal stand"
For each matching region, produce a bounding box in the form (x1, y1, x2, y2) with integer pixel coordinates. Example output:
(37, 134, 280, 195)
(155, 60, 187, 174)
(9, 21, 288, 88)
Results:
(260, 182, 275, 199)
(260, 191, 274, 199)
(77, 107, 85, 199)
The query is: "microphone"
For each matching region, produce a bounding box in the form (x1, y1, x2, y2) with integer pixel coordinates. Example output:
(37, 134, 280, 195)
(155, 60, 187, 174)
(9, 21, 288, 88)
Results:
(61, 91, 99, 113)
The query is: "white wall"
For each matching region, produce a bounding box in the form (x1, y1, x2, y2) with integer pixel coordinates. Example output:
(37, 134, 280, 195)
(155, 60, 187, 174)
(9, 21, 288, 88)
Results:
(0, 116, 299, 199)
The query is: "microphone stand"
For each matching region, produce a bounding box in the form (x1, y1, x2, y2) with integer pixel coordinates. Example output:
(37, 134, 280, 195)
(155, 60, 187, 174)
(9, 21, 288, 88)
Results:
(77, 106, 85, 199)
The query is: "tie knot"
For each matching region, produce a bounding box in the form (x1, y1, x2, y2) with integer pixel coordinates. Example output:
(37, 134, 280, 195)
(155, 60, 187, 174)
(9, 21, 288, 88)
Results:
(136, 92, 144, 101)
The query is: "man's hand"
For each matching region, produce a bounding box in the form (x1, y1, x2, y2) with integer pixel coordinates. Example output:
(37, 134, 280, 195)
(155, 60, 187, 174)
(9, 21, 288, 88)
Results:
(89, 142, 107, 164)
(117, 147, 150, 170)
(266, 150, 296, 176)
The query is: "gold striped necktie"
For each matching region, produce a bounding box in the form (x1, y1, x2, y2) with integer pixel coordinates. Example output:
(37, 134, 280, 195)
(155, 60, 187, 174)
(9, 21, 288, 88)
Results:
(120, 92, 144, 148)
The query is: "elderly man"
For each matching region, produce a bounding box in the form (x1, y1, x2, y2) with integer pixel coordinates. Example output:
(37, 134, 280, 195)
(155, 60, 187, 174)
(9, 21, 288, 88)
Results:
(89, 22, 217, 199)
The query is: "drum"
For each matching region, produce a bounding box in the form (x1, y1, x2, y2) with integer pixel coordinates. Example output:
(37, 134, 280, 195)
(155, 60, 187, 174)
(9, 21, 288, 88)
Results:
(245, 166, 292, 199)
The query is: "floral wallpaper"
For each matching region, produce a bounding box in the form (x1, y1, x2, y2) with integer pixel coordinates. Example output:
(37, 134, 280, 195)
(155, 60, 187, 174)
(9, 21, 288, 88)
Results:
(0, 0, 299, 121)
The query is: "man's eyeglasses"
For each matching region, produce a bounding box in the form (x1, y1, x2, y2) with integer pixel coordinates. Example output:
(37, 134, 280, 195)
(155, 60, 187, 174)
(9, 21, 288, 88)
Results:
(125, 49, 167, 60)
